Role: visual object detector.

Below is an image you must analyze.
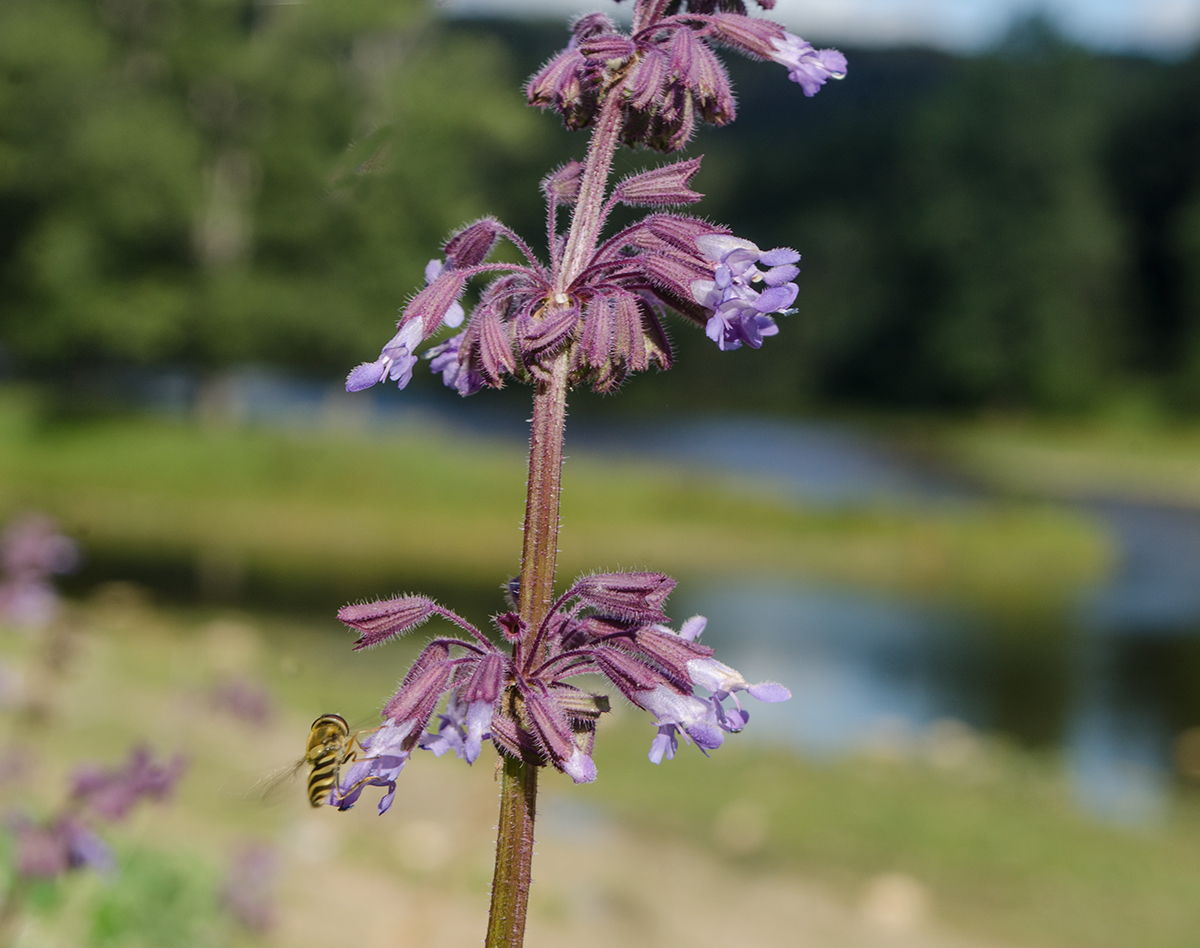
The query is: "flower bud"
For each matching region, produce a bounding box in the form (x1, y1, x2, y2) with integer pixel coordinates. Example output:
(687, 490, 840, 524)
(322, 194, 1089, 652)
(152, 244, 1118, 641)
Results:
(570, 571, 675, 620)
(540, 161, 586, 206)
(444, 218, 503, 268)
(612, 158, 704, 207)
(339, 596, 437, 650)
(401, 270, 468, 336)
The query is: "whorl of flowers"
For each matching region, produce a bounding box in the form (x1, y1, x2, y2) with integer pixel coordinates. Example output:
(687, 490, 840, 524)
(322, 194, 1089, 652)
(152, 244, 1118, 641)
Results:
(344, 2, 844, 399)
(328, 573, 788, 813)
(527, 7, 845, 152)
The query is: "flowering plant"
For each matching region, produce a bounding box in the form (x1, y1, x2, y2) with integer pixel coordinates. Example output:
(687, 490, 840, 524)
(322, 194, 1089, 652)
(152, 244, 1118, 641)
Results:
(334, 0, 843, 944)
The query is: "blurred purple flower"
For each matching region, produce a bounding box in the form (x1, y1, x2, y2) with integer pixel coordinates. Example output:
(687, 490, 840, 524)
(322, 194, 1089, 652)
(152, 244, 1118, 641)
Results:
(0, 515, 80, 629)
(70, 746, 187, 821)
(0, 515, 79, 579)
(8, 747, 182, 884)
(210, 676, 273, 726)
(221, 843, 279, 933)
(11, 816, 113, 878)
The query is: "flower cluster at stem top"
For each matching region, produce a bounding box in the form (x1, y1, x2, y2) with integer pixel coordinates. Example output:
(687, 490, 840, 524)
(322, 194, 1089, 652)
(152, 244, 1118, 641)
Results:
(344, 0, 844, 398)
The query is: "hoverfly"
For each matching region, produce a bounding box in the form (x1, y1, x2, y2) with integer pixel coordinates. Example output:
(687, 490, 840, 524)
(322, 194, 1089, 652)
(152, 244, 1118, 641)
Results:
(245, 713, 379, 808)
(304, 713, 363, 808)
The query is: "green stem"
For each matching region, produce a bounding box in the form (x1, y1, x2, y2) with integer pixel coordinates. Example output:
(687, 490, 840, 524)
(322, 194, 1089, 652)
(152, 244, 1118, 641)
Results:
(484, 753, 539, 948)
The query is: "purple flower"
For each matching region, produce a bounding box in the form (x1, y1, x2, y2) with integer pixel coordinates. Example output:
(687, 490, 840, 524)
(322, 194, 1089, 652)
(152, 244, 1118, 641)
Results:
(768, 34, 848, 97)
(420, 692, 493, 764)
(345, 320, 423, 392)
(637, 685, 724, 763)
(528, 11, 840, 151)
(70, 746, 187, 821)
(343, 158, 810, 393)
(426, 332, 485, 397)
(333, 720, 414, 814)
(329, 572, 790, 810)
(687, 657, 790, 730)
(691, 235, 800, 350)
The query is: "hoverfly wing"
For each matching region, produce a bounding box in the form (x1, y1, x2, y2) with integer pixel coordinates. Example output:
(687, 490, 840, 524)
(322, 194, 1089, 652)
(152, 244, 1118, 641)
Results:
(238, 757, 306, 803)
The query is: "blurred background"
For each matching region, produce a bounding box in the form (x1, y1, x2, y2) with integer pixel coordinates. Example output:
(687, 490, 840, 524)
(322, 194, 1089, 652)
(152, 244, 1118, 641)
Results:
(2, 0, 1200, 945)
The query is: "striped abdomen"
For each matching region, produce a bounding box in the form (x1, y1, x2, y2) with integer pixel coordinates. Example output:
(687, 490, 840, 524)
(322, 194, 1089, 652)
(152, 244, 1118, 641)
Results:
(306, 713, 351, 808)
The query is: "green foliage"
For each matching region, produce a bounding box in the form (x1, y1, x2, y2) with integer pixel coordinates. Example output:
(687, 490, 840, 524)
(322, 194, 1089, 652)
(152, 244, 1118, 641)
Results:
(0, 388, 1111, 609)
(3, 8, 1200, 414)
(88, 847, 227, 948)
(585, 731, 1200, 948)
(902, 40, 1126, 408)
(0, 0, 540, 371)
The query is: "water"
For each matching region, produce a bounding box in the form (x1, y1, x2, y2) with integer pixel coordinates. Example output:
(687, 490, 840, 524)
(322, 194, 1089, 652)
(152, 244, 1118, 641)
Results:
(586, 416, 1200, 825)
(102, 369, 1200, 822)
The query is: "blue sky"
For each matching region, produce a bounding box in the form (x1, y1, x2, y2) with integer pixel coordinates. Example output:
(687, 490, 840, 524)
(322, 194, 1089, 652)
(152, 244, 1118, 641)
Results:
(445, 0, 1200, 54)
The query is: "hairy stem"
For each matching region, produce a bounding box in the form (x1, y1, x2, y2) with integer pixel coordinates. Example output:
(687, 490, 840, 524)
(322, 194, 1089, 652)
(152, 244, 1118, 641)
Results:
(485, 752, 539, 948)
(486, 81, 625, 948)
(556, 93, 625, 290)
(516, 353, 570, 633)
(484, 353, 568, 948)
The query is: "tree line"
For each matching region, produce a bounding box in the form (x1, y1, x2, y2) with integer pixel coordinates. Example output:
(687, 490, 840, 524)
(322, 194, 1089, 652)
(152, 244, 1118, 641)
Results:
(2, 4, 1199, 415)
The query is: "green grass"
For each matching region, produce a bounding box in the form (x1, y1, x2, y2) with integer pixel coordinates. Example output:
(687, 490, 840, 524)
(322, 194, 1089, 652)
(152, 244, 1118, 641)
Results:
(5, 600, 1200, 948)
(917, 415, 1200, 506)
(0, 389, 1110, 610)
(582, 728, 1200, 948)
